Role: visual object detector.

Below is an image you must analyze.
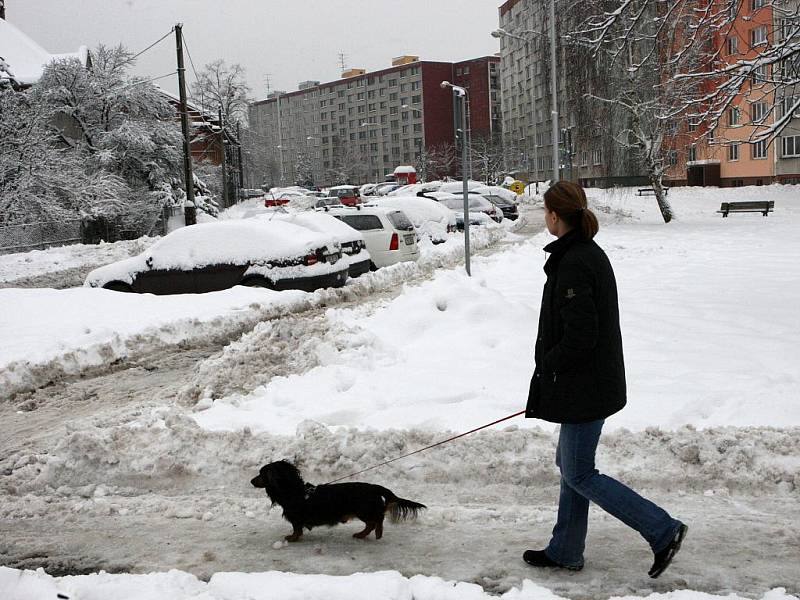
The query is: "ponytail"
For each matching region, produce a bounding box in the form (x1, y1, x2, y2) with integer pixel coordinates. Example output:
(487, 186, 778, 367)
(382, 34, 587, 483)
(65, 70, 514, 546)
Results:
(543, 181, 599, 239)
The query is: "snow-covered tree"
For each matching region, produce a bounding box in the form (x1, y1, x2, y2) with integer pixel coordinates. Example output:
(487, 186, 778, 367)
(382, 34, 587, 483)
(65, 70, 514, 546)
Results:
(415, 143, 456, 181)
(569, 0, 800, 219)
(1, 44, 184, 232)
(468, 135, 505, 185)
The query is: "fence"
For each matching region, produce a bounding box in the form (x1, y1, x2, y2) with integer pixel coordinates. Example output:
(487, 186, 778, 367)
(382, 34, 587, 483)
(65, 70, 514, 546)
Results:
(0, 219, 82, 255)
(0, 204, 179, 255)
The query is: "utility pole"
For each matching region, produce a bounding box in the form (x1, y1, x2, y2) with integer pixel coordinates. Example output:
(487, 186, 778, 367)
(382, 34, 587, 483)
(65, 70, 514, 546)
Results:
(443, 81, 471, 277)
(175, 24, 196, 225)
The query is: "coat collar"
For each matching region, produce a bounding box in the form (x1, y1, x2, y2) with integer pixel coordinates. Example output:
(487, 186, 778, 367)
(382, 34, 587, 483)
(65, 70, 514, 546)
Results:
(543, 229, 582, 275)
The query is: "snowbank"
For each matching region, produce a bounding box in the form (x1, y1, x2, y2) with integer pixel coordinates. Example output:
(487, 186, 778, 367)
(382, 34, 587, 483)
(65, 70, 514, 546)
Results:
(196, 185, 800, 434)
(0, 237, 158, 286)
(0, 225, 509, 398)
(1, 566, 796, 600)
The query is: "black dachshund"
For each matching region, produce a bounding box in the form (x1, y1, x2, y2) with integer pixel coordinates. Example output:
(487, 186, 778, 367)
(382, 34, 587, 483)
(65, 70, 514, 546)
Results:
(251, 460, 426, 542)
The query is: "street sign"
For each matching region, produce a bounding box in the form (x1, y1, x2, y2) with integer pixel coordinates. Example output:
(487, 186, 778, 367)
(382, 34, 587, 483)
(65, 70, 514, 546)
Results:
(509, 180, 525, 195)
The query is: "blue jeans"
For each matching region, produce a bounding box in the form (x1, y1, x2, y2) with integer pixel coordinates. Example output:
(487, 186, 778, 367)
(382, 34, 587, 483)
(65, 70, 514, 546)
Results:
(544, 420, 682, 568)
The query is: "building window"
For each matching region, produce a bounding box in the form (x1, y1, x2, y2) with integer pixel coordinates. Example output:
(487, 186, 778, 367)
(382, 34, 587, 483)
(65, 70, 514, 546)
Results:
(581, 150, 588, 166)
(727, 36, 738, 55)
(411, 81, 420, 91)
(751, 101, 767, 122)
(728, 106, 741, 126)
(751, 25, 768, 46)
(463, 66, 470, 75)
(752, 64, 769, 84)
(688, 117, 700, 132)
(668, 150, 678, 166)
(751, 139, 767, 159)
(751, 0, 764, 9)
(456, 68, 462, 76)
(592, 149, 602, 165)
(782, 135, 800, 157)
(728, 142, 740, 161)
(389, 79, 398, 87)
(781, 96, 799, 117)
(688, 146, 697, 162)
(389, 92, 398, 101)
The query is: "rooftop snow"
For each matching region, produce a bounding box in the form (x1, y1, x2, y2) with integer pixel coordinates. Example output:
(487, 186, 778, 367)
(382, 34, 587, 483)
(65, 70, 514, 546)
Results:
(0, 19, 88, 86)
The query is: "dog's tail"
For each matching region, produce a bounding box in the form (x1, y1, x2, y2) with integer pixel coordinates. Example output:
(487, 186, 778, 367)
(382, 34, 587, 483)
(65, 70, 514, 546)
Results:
(380, 487, 426, 522)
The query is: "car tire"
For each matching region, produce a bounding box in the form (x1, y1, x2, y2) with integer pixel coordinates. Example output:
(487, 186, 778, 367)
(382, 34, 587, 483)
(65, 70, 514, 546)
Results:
(369, 261, 379, 271)
(103, 281, 133, 293)
(241, 277, 275, 289)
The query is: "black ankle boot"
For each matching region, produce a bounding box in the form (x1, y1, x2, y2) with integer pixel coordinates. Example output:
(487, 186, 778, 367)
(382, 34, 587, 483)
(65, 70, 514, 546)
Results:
(523, 550, 583, 571)
(649, 523, 688, 578)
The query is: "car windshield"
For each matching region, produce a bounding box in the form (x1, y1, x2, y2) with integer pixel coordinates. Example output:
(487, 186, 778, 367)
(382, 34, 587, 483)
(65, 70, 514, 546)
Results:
(386, 210, 414, 231)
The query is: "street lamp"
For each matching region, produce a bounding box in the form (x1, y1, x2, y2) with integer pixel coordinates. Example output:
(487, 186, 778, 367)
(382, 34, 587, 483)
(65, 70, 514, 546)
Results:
(441, 80, 471, 277)
(492, 0, 560, 186)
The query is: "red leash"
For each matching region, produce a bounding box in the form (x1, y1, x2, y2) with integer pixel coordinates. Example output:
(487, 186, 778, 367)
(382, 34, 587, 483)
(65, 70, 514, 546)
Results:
(324, 409, 526, 485)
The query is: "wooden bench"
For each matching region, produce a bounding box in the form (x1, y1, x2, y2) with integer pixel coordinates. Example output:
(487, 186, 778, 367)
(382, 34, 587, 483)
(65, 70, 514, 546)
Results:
(717, 201, 774, 217)
(637, 187, 669, 196)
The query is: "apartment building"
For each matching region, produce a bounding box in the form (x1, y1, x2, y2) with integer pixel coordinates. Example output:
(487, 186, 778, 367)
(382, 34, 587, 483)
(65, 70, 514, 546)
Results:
(668, 0, 800, 186)
(248, 55, 501, 187)
(496, 0, 643, 186)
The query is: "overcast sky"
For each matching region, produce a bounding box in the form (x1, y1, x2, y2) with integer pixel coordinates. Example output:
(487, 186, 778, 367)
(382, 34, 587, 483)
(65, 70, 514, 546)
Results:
(8, 0, 501, 100)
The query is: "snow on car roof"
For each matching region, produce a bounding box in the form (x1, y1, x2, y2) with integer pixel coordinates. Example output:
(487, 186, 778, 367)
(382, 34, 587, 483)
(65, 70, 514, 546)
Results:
(328, 185, 358, 190)
(258, 211, 362, 244)
(366, 196, 456, 226)
(146, 220, 333, 270)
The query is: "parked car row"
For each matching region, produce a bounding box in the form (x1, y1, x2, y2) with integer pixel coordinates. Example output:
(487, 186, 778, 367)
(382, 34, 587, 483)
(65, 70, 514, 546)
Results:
(87, 182, 519, 295)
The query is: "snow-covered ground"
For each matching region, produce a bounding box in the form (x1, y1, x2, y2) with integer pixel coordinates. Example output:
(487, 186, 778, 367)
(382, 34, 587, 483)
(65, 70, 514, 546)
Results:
(0, 237, 158, 288)
(1, 185, 798, 600)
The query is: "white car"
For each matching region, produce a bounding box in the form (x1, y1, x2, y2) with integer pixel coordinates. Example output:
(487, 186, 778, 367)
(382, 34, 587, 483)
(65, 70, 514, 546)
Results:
(257, 210, 371, 278)
(326, 205, 420, 269)
(364, 196, 457, 244)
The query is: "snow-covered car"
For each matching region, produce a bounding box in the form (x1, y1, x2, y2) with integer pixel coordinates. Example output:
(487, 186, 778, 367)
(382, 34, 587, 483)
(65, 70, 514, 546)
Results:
(424, 192, 498, 229)
(326, 205, 420, 269)
(84, 220, 348, 294)
(314, 197, 344, 209)
(387, 181, 443, 197)
(264, 189, 310, 208)
(328, 185, 362, 206)
(462, 188, 518, 220)
(364, 196, 457, 244)
(256, 210, 371, 278)
(441, 191, 505, 223)
(436, 180, 486, 194)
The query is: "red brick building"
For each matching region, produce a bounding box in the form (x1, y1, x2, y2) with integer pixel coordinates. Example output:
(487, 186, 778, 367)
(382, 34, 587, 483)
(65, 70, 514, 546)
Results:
(249, 55, 501, 186)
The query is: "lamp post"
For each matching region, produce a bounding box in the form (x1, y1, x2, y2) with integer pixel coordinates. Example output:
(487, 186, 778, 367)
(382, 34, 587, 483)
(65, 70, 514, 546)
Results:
(441, 81, 471, 277)
(492, 0, 559, 185)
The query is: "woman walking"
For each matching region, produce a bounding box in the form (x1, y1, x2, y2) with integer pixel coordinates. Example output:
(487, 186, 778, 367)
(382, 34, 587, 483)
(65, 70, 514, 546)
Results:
(524, 181, 687, 578)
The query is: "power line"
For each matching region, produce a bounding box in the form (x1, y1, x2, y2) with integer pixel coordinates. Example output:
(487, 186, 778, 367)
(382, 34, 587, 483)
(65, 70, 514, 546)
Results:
(128, 28, 175, 64)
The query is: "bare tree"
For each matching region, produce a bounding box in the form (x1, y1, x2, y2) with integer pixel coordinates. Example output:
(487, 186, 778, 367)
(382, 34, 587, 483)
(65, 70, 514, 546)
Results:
(415, 143, 456, 181)
(190, 59, 251, 126)
(468, 135, 506, 184)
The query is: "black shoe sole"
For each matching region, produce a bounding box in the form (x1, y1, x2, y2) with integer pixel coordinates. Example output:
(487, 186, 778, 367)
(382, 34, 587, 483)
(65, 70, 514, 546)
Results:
(649, 523, 688, 579)
(523, 551, 583, 571)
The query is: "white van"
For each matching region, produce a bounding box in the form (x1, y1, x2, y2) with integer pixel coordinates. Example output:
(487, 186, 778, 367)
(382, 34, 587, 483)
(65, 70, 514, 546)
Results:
(326, 206, 420, 269)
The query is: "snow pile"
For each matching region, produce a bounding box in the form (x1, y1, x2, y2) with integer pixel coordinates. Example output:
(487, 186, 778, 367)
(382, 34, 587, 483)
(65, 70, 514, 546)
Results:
(0, 225, 510, 398)
(0, 237, 158, 287)
(1, 566, 796, 600)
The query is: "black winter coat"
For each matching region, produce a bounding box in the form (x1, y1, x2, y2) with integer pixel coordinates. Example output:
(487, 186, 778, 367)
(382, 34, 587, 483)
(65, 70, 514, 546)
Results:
(525, 229, 626, 424)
